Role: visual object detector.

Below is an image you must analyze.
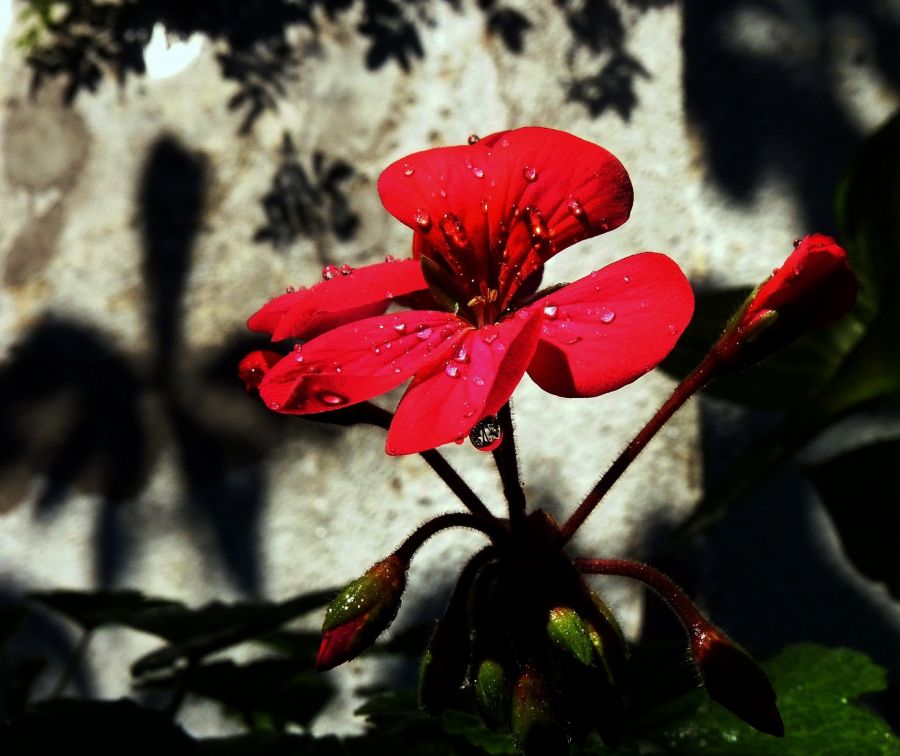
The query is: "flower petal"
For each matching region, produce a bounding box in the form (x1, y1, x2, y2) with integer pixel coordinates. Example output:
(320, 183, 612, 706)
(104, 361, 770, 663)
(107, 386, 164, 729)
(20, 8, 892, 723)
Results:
(238, 350, 282, 391)
(386, 308, 544, 455)
(527, 253, 694, 397)
(378, 127, 632, 309)
(248, 258, 427, 341)
(259, 310, 465, 414)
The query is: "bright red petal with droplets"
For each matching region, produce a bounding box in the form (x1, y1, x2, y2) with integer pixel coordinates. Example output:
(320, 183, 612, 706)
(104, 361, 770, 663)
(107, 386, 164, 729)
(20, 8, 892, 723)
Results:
(238, 350, 282, 391)
(386, 308, 544, 455)
(258, 310, 466, 414)
(378, 127, 633, 309)
(527, 253, 694, 397)
(248, 259, 427, 341)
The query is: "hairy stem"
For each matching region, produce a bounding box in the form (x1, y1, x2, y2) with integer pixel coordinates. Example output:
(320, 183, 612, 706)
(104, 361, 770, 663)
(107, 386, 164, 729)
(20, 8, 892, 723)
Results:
(492, 403, 527, 532)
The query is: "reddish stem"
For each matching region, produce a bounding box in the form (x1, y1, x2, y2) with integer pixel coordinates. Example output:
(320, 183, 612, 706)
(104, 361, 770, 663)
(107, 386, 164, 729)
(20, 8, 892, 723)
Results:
(559, 356, 716, 543)
(492, 403, 528, 531)
(395, 512, 508, 563)
(574, 557, 706, 631)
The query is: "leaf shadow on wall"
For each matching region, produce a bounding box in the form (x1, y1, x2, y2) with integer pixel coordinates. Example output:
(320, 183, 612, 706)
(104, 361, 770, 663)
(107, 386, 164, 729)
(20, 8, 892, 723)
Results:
(683, 0, 900, 230)
(0, 135, 349, 594)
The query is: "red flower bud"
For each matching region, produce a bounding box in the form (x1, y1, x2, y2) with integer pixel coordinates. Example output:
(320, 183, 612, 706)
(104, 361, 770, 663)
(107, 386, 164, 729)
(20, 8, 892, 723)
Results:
(316, 555, 407, 671)
(691, 624, 784, 737)
(511, 666, 568, 754)
(714, 234, 857, 369)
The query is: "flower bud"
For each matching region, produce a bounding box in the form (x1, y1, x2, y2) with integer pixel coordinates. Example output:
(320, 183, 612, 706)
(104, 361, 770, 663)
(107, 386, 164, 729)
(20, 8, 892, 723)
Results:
(691, 624, 784, 737)
(714, 234, 857, 370)
(547, 607, 596, 666)
(474, 658, 511, 729)
(511, 666, 568, 754)
(316, 555, 407, 671)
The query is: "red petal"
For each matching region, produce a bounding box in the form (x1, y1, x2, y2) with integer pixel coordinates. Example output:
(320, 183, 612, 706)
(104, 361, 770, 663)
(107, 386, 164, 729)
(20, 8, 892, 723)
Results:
(238, 350, 282, 391)
(248, 258, 427, 341)
(378, 127, 632, 309)
(258, 310, 465, 413)
(386, 308, 544, 455)
(527, 253, 694, 397)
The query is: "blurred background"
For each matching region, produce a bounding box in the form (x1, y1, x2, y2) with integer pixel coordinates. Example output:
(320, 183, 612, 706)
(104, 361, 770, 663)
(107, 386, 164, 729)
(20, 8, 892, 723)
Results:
(0, 0, 899, 744)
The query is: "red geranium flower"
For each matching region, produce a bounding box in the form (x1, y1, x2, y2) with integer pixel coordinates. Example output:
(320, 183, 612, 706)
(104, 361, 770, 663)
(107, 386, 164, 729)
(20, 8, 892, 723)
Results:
(241, 127, 694, 454)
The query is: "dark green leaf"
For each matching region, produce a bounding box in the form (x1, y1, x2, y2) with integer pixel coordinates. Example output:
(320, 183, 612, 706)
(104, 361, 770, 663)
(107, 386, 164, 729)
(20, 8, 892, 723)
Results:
(807, 438, 900, 597)
(140, 657, 334, 729)
(28, 589, 183, 632)
(195, 732, 346, 755)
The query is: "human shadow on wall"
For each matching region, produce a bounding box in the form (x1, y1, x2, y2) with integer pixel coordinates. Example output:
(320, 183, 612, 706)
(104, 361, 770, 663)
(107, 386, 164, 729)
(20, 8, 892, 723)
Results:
(683, 0, 900, 230)
(0, 135, 351, 594)
(18, 0, 670, 132)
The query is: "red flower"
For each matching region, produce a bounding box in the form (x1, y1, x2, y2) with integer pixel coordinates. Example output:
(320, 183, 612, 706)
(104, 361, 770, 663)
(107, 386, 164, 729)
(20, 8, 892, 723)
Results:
(243, 127, 694, 454)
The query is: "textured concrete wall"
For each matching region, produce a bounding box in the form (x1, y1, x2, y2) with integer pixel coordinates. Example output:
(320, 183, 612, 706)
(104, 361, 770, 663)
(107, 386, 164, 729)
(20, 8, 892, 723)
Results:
(1, 0, 898, 735)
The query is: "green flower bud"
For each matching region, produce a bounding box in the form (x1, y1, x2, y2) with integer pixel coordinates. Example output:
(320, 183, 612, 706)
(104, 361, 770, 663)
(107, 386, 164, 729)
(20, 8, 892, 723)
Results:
(547, 607, 596, 666)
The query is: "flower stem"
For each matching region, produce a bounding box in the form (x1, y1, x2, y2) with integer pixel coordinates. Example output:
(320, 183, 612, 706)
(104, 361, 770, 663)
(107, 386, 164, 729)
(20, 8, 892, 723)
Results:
(355, 402, 494, 520)
(395, 512, 508, 563)
(492, 403, 527, 532)
(560, 356, 716, 543)
(575, 557, 705, 631)
(51, 629, 93, 698)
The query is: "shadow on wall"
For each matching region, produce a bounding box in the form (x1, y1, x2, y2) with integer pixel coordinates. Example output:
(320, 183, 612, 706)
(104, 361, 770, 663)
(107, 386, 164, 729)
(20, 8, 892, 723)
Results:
(17, 0, 669, 132)
(683, 0, 900, 229)
(0, 136, 348, 594)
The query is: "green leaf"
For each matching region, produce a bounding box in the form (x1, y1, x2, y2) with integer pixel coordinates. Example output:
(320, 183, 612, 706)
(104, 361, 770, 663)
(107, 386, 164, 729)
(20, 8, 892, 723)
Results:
(807, 438, 900, 597)
(140, 657, 334, 729)
(641, 644, 900, 755)
(28, 589, 183, 632)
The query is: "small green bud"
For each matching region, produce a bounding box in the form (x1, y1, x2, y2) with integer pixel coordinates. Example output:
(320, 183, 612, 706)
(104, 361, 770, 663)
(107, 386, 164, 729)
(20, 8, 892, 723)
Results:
(547, 607, 596, 666)
(511, 667, 568, 754)
(474, 658, 511, 729)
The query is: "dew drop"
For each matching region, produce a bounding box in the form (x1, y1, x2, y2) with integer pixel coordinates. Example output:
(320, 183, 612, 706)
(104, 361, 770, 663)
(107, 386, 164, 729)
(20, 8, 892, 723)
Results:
(268, 400, 282, 410)
(373, 345, 381, 355)
(564, 336, 582, 345)
(445, 364, 460, 378)
(600, 308, 616, 324)
(292, 344, 304, 362)
(793, 237, 802, 248)
(473, 375, 485, 386)
(523, 165, 537, 182)
(322, 264, 339, 280)
(623, 275, 630, 283)
(384, 254, 398, 263)
(500, 138, 510, 147)
(472, 166, 485, 179)
(416, 325, 433, 340)
(567, 198, 585, 217)
(339, 263, 353, 276)
(516, 307, 531, 320)
(285, 285, 296, 293)
(334, 364, 343, 373)
(667, 324, 677, 335)
(481, 198, 489, 213)
(453, 344, 469, 363)
(439, 187, 447, 198)
(792, 265, 802, 277)
(482, 332, 498, 344)
(385, 290, 394, 299)
(543, 304, 558, 319)
(454, 436, 465, 445)
(414, 208, 432, 231)
(469, 415, 504, 452)
(467, 134, 480, 145)
(317, 391, 348, 407)
(393, 322, 407, 334)
(495, 341, 506, 352)
(403, 164, 415, 177)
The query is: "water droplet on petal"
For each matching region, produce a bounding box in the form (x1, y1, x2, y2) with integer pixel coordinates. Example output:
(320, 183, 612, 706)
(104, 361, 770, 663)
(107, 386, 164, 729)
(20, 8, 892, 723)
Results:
(623, 275, 630, 283)
(322, 264, 339, 280)
(543, 304, 558, 319)
(403, 164, 415, 177)
(473, 375, 485, 386)
(793, 238, 802, 248)
(495, 341, 506, 352)
(517, 307, 531, 320)
(792, 265, 802, 277)
(414, 208, 432, 232)
(393, 322, 407, 334)
(317, 391, 348, 407)
(339, 264, 353, 276)
(472, 166, 485, 179)
(453, 344, 469, 363)
(667, 324, 677, 335)
(467, 134, 480, 145)
(567, 198, 585, 218)
(523, 166, 537, 182)
(268, 400, 282, 410)
(439, 187, 447, 198)
(373, 345, 381, 355)
(500, 138, 510, 148)
(481, 198, 489, 213)
(564, 336, 582, 345)
(292, 344, 304, 362)
(600, 308, 616, 324)
(469, 416, 503, 452)
(444, 363, 460, 378)
(334, 364, 343, 373)
(482, 332, 498, 345)
(454, 436, 465, 445)
(285, 285, 296, 293)
(416, 325, 433, 340)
